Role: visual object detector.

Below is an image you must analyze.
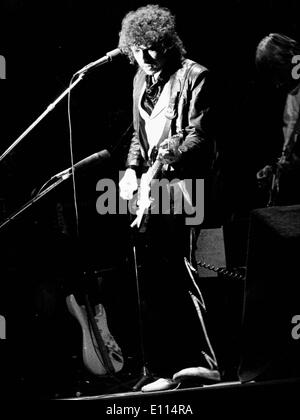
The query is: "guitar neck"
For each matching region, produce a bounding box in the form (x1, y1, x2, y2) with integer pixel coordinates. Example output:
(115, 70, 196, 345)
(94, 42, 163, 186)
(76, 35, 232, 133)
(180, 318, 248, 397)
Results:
(145, 158, 163, 183)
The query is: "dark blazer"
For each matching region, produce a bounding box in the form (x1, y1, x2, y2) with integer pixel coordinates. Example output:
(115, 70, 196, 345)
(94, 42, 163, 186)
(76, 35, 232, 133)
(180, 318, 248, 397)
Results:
(126, 58, 216, 179)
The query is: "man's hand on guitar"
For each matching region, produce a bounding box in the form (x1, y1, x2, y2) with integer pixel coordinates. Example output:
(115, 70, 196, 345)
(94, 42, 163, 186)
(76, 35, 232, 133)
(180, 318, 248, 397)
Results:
(158, 137, 182, 165)
(119, 168, 138, 200)
(277, 152, 300, 171)
(256, 165, 273, 189)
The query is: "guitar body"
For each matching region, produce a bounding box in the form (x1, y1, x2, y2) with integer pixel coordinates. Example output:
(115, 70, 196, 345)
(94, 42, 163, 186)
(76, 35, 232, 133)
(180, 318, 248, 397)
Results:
(131, 134, 182, 228)
(66, 294, 124, 376)
(130, 167, 160, 228)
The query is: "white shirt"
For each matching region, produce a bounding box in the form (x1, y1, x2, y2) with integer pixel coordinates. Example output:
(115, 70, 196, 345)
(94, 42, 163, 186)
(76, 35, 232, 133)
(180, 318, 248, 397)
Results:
(138, 78, 171, 157)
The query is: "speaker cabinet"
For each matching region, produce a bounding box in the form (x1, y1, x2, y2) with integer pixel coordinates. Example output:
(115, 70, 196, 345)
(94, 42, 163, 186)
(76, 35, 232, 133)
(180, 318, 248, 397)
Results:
(238, 205, 300, 382)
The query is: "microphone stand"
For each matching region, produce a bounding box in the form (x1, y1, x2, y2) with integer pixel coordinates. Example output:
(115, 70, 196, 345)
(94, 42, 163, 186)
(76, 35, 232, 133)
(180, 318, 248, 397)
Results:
(0, 171, 71, 232)
(0, 73, 85, 164)
(0, 48, 120, 164)
(131, 238, 158, 391)
(0, 53, 132, 397)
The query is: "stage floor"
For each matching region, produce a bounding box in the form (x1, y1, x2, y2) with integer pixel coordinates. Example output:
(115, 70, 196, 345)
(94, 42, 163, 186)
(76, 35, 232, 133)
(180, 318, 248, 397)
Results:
(59, 377, 300, 403)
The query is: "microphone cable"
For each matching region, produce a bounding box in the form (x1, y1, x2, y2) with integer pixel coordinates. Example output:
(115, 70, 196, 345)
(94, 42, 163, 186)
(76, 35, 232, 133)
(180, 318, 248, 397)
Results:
(67, 72, 81, 238)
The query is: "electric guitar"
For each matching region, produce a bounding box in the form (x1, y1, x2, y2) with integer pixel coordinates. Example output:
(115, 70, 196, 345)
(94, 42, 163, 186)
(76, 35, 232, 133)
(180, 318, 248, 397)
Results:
(66, 294, 124, 376)
(130, 154, 163, 228)
(267, 119, 300, 207)
(131, 134, 181, 228)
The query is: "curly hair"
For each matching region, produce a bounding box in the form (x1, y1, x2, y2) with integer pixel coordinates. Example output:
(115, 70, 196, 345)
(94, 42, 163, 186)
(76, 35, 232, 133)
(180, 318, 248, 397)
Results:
(118, 4, 186, 64)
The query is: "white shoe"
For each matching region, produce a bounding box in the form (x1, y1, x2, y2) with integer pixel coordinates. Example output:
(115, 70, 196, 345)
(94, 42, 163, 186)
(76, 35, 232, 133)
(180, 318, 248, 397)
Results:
(173, 366, 221, 383)
(141, 378, 180, 392)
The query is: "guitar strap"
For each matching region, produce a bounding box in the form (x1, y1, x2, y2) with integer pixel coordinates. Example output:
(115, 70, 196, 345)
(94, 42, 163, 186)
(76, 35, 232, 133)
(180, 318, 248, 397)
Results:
(150, 62, 197, 164)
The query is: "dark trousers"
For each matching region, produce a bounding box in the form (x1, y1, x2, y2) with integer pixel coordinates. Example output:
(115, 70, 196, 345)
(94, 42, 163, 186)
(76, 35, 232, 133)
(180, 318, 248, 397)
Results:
(133, 214, 208, 376)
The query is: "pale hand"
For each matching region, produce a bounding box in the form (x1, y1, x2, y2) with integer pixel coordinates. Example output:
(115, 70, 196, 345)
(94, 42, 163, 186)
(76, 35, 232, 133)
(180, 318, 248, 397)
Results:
(119, 168, 138, 200)
(256, 165, 273, 189)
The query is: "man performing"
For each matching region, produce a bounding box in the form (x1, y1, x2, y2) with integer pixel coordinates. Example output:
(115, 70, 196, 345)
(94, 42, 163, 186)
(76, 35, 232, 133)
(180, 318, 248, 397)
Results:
(118, 4, 221, 391)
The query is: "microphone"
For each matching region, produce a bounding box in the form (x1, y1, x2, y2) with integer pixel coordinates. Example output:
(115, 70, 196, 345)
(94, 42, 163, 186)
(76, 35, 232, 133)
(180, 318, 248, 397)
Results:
(52, 149, 111, 180)
(75, 48, 121, 75)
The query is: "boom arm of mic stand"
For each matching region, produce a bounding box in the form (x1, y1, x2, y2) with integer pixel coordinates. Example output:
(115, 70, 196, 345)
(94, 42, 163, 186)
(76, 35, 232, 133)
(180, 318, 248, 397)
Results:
(0, 174, 70, 232)
(0, 73, 85, 164)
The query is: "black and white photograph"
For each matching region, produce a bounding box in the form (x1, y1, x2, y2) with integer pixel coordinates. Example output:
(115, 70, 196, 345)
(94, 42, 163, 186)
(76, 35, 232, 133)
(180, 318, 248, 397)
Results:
(0, 0, 300, 406)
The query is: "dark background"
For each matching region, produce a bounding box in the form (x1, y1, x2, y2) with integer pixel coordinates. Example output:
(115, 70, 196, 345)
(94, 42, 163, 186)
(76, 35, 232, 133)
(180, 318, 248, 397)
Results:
(0, 0, 300, 398)
(0, 0, 299, 222)
(1, 0, 300, 214)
